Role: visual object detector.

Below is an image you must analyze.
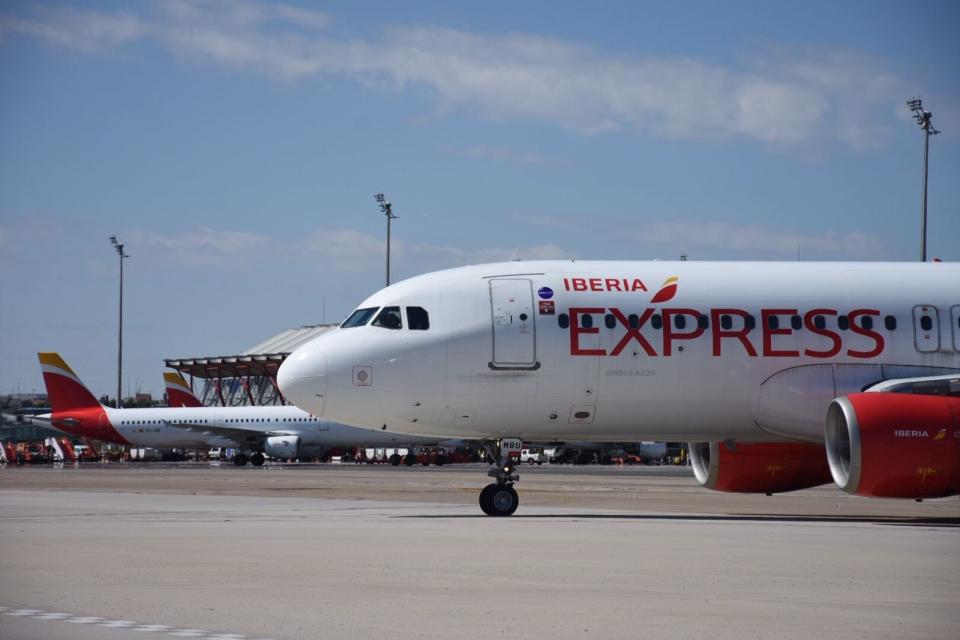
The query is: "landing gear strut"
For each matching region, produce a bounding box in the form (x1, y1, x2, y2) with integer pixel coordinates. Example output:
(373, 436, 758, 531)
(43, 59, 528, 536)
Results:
(478, 439, 521, 517)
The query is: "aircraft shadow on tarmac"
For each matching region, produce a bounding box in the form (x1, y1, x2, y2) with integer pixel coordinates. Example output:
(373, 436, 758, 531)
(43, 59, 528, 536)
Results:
(395, 513, 960, 527)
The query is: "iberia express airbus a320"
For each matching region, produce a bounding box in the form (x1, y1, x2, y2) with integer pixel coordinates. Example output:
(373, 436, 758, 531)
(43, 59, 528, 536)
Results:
(277, 261, 960, 516)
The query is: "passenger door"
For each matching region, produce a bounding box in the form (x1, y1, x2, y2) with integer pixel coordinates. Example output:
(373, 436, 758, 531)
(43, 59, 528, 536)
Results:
(489, 278, 538, 369)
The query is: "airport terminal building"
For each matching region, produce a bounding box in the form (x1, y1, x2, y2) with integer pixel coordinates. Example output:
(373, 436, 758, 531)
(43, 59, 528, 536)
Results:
(164, 325, 335, 407)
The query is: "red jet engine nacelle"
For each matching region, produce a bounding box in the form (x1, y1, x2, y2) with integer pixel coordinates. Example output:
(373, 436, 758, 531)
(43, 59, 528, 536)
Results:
(826, 393, 960, 499)
(688, 441, 832, 494)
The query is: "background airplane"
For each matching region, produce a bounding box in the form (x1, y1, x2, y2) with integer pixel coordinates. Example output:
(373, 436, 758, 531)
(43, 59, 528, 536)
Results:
(38, 353, 445, 466)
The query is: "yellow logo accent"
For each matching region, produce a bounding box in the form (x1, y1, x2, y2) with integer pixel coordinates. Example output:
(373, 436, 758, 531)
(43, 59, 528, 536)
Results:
(38, 352, 76, 375)
(916, 466, 937, 482)
(766, 464, 785, 478)
(933, 428, 947, 441)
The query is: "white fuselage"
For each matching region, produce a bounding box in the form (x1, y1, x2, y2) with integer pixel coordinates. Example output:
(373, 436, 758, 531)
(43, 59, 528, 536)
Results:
(278, 261, 960, 443)
(101, 405, 441, 449)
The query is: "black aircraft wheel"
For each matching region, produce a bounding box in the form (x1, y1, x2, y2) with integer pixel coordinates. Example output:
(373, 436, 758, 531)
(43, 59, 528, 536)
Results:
(250, 452, 265, 467)
(235, 454, 249, 466)
(479, 484, 497, 515)
(389, 454, 402, 466)
(479, 483, 518, 517)
(435, 455, 448, 466)
(404, 454, 417, 466)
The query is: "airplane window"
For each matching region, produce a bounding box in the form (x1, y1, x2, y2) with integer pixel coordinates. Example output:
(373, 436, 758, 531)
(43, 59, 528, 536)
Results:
(628, 314, 639, 329)
(791, 315, 802, 331)
(651, 314, 663, 330)
(884, 315, 897, 331)
(744, 315, 756, 330)
(558, 313, 570, 329)
(860, 316, 873, 331)
(581, 314, 594, 329)
(814, 315, 826, 330)
(920, 315, 933, 331)
(720, 315, 732, 330)
(341, 307, 378, 328)
(674, 315, 686, 330)
(372, 306, 403, 330)
(407, 307, 430, 330)
(697, 315, 709, 330)
(838, 316, 849, 331)
(604, 314, 616, 329)
(767, 315, 779, 330)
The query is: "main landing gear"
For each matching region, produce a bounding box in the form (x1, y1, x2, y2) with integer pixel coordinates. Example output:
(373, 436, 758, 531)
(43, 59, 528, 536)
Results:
(479, 439, 521, 517)
(232, 451, 266, 466)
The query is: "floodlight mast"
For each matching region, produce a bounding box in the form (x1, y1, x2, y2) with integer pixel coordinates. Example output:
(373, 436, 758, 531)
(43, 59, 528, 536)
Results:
(375, 193, 398, 286)
(109, 236, 130, 408)
(907, 97, 940, 262)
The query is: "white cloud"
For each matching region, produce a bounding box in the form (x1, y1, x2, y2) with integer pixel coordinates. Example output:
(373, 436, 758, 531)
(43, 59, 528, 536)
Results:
(0, 6, 146, 52)
(2, 2, 953, 148)
(127, 227, 269, 254)
(637, 220, 889, 260)
(302, 227, 566, 272)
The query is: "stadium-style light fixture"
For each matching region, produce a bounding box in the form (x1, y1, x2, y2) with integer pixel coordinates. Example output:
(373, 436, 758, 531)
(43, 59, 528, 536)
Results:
(906, 97, 940, 262)
(109, 235, 130, 408)
(375, 193, 398, 286)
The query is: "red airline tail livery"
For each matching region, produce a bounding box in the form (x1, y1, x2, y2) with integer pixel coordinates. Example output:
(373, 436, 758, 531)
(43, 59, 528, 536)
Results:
(277, 260, 960, 515)
(163, 371, 203, 408)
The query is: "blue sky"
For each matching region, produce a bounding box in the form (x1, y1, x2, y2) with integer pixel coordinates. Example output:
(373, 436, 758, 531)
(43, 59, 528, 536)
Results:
(1, 0, 958, 399)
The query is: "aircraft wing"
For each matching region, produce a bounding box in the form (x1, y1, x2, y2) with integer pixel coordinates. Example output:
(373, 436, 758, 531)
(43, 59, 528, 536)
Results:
(162, 421, 282, 444)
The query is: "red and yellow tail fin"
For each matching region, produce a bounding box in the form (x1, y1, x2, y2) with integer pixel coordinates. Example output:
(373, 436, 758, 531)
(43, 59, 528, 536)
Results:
(163, 371, 202, 408)
(37, 352, 103, 413)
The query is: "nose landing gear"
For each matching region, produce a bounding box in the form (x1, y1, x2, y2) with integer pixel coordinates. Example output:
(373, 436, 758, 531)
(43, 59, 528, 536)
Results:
(479, 439, 522, 517)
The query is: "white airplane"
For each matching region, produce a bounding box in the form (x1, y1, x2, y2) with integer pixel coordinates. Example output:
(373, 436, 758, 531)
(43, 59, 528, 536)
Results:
(37, 353, 443, 466)
(277, 260, 960, 515)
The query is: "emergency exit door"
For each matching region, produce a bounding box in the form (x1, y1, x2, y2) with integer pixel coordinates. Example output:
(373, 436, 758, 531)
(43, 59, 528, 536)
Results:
(489, 278, 538, 369)
(913, 305, 940, 353)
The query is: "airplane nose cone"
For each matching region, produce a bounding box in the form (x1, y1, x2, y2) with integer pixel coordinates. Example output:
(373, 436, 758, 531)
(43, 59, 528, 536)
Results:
(278, 347, 327, 415)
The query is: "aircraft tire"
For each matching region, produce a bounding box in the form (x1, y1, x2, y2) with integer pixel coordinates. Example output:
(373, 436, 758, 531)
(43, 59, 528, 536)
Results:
(435, 455, 448, 466)
(389, 454, 402, 466)
(480, 483, 518, 517)
(234, 454, 248, 466)
(404, 454, 417, 466)
(250, 452, 265, 467)
(479, 484, 496, 515)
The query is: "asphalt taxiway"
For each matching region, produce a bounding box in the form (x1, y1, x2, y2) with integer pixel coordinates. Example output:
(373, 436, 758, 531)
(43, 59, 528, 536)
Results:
(1, 463, 958, 640)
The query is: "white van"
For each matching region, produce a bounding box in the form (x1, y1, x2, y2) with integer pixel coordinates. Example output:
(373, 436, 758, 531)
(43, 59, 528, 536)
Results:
(520, 447, 547, 465)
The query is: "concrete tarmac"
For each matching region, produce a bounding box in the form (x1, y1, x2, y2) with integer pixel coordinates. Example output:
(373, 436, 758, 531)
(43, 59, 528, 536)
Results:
(1, 463, 958, 640)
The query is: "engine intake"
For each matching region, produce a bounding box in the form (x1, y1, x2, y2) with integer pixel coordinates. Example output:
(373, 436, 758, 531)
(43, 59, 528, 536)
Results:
(688, 441, 832, 494)
(826, 393, 960, 499)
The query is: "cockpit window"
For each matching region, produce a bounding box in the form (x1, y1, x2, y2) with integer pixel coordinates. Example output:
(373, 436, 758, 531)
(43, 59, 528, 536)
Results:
(407, 307, 430, 330)
(372, 306, 403, 330)
(341, 307, 378, 328)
